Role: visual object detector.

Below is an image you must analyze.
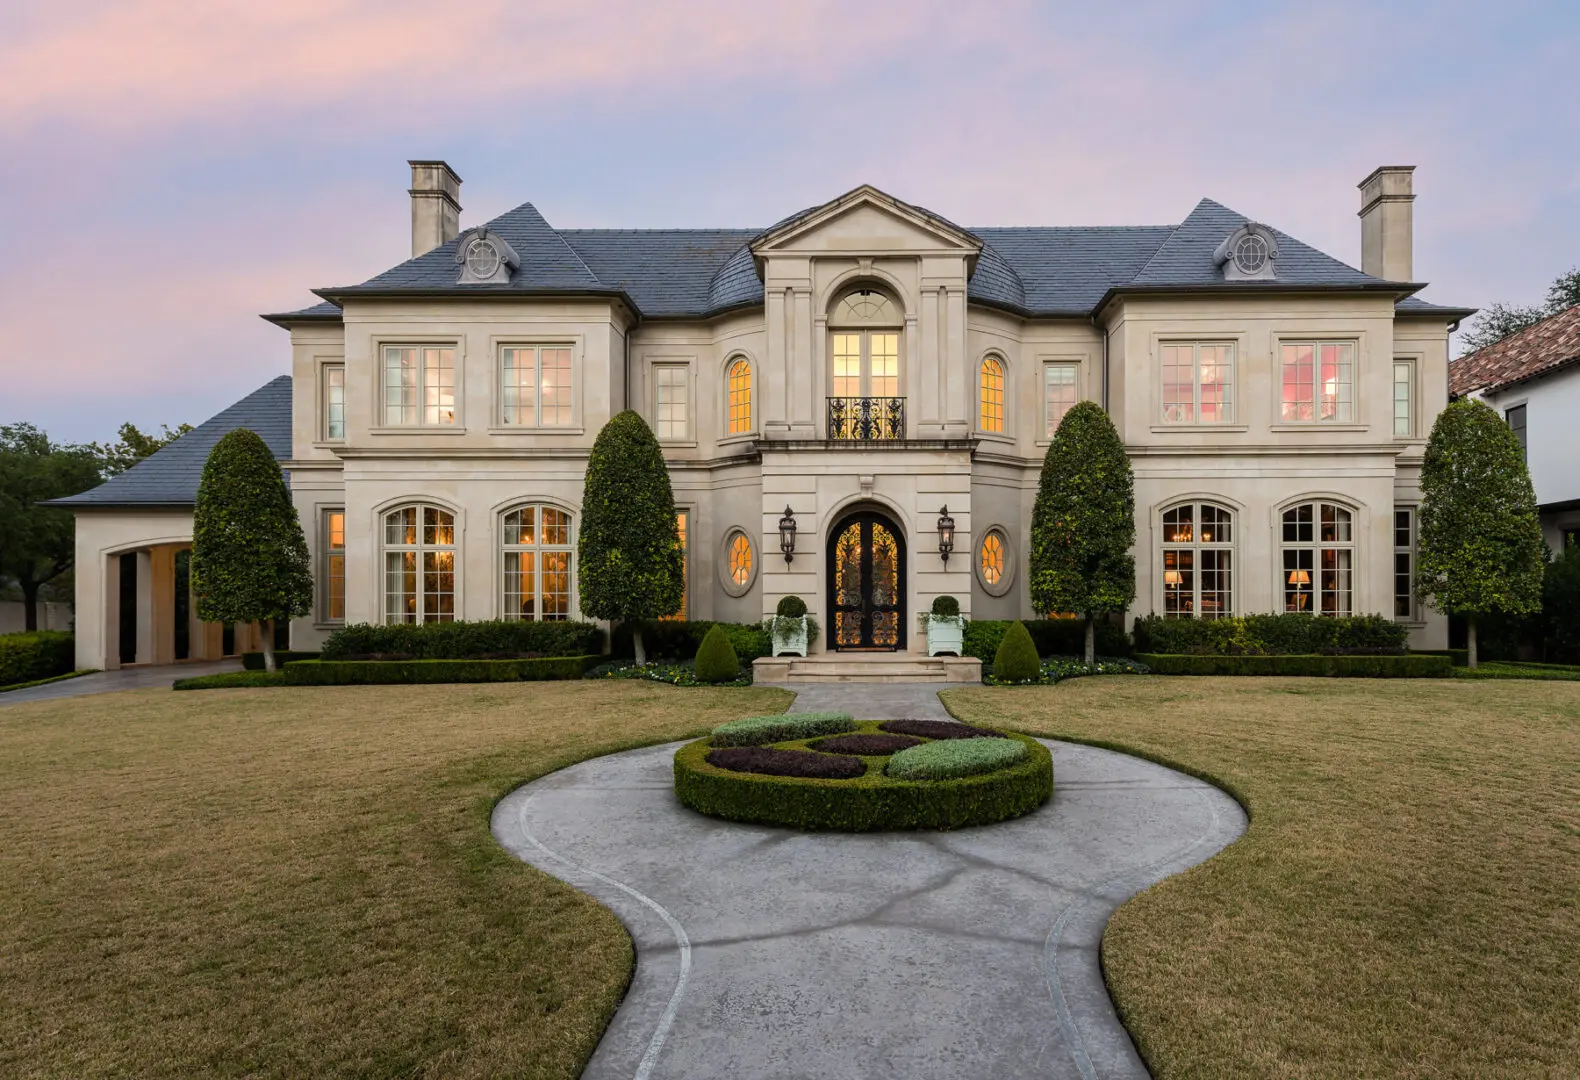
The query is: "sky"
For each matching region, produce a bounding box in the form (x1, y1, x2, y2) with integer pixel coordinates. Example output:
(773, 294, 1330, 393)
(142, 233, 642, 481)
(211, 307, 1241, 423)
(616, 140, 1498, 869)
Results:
(3, 0, 1578, 444)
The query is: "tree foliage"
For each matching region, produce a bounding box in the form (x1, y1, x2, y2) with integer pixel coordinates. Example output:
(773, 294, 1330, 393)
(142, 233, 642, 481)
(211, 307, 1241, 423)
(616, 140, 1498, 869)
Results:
(1541, 543, 1580, 665)
(1028, 401, 1136, 662)
(191, 428, 311, 671)
(94, 421, 193, 476)
(0, 424, 104, 630)
(1459, 266, 1580, 353)
(576, 410, 684, 664)
(1415, 398, 1544, 667)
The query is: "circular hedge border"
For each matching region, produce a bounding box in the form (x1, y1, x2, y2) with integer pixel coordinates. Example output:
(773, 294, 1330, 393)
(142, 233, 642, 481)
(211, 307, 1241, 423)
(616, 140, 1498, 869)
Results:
(673, 721, 1053, 831)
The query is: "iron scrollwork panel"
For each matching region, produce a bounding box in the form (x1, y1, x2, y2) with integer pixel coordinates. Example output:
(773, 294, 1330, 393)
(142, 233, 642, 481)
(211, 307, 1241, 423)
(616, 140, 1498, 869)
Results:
(827, 397, 905, 441)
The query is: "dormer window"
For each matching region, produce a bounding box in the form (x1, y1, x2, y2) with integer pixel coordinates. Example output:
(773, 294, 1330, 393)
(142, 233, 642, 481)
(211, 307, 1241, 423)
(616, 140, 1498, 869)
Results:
(1213, 223, 1279, 281)
(454, 227, 520, 285)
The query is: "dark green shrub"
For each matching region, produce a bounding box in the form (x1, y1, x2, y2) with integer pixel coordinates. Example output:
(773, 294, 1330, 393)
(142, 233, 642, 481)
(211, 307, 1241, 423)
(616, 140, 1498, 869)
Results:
(283, 656, 597, 685)
(693, 625, 741, 683)
(1414, 649, 1470, 667)
(1131, 614, 1408, 656)
(1133, 653, 1450, 677)
(777, 595, 808, 618)
(992, 622, 1041, 682)
(241, 650, 320, 671)
(0, 631, 74, 687)
(673, 724, 1053, 831)
(174, 671, 288, 690)
(711, 712, 855, 747)
(962, 618, 1130, 661)
(609, 620, 769, 663)
(1542, 545, 1580, 664)
(930, 595, 960, 617)
(321, 620, 601, 661)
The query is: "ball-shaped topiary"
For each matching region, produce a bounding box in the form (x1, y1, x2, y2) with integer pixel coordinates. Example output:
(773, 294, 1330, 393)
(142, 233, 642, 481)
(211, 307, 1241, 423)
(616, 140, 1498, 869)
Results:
(993, 620, 1040, 682)
(931, 595, 960, 618)
(777, 595, 808, 618)
(693, 624, 741, 683)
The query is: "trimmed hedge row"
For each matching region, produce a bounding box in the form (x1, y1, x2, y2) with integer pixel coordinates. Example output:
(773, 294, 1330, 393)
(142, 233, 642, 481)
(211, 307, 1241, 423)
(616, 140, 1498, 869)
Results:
(0, 631, 75, 688)
(673, 722, 1053, 831)
(610, 620, 771, 663)
(1134, 653, 1451, 678)
(1414, 649, 1470, 668)
(283, 656, 598, 685)
(320, 620, 602, 660)
(241, 650, 320, 671)
(174, 671, 288, 690)
(963, 619, 1131, 661)
(1132, 613, 1407, 656)
(711, 712, 856, 747)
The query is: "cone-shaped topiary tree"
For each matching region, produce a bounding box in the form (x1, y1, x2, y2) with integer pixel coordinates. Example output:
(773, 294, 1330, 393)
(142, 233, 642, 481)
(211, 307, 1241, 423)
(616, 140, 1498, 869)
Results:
(693, 624, 741, 683)
(578, 410, 684, 665)
(993, 620, 1040, 682)
(1416, 397, 1544, 668)
(1029, 401, 1136, 663)
(191, 428, 312, 672)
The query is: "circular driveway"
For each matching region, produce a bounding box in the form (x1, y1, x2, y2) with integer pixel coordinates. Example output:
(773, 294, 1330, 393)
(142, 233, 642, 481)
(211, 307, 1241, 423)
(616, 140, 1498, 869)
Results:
(492, 736, 1244, 1080)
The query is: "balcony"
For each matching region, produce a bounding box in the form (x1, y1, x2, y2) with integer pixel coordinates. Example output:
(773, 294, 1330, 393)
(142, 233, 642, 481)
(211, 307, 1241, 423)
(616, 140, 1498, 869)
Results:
(828, 397, 905, 441)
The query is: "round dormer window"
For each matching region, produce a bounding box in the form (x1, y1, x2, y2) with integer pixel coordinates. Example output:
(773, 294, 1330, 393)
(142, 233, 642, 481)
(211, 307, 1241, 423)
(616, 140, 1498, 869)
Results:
(465, 237, 502, 280)
(1233, 233, 1269, 276)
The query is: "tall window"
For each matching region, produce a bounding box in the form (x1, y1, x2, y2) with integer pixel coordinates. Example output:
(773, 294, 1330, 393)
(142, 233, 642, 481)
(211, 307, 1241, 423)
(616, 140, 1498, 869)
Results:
(1044, 363, 1078, 436)
(1394, 508, 1416, 620)
(655, 365, 689, 440)
(322, 364, 345, 440)
(1507, 404, 1528, 459)
(383, 505, 455, 623)
(383, 346, 455, 426)
(502, 505, 573, 620)
(727, 358, 752, 434)
(662, 510, 689, 620)
(1282, 501, 1354, 615)
(979, 356, 1006, 433)
(831, 332, 900, 398)
(501, 345, 573, 427)
(1161, 502, 1234, 618)
(1393, 360, 1414, 437)
(1281, 342, 1355, 423)
(1161, 343, 1234, 424)
(322, 509, 345, 622)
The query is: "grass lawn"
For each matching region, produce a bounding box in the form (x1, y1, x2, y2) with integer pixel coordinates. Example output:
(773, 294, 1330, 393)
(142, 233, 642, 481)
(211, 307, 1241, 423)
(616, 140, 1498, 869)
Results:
(944, 676, 1580, 1079)
(0, 681, 790, 1079)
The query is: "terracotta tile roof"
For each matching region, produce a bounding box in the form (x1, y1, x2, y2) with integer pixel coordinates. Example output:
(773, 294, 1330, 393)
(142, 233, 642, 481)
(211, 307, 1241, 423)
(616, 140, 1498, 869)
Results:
(1450, 304, 1580, 396)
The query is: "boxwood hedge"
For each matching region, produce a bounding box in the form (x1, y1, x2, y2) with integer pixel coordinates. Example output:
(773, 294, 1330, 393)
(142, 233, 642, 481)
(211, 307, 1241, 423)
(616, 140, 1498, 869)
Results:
(242, 650, 320, 671)
(963, 619, 1130, 661)
(1131, 613, 1408, 656)
(283, 656, 598, 685)
(320, 620, 601, 661)
(710, 712, 855, 747)
(1134, 653, 1451, 677)
(0, 631, 75, 688)
(674, 721, 1053, 831)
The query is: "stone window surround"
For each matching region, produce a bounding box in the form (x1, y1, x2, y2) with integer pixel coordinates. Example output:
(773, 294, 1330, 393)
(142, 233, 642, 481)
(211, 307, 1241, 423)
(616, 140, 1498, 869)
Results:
(718, 527, 758, 597)
(974, 524, 1015, 597)
(1392, 353, 1422, 439)
(1039, 358, 1082, 442)
(1158, 499, 1236, 619)
(498, 501, 576, 622)
(381, 501, 459, 624)
(316, 357, 346, 444)
(493, 338, 581, 432)
(1277, 495, 1362, 617)
(649, 359, 696, 446)
(1158, 340, 1237, 426)
(721, 352, 757, 440)
(977, 352, 1009, 437)
(316, 504, 346, 627)
(370, 337, 464, 432)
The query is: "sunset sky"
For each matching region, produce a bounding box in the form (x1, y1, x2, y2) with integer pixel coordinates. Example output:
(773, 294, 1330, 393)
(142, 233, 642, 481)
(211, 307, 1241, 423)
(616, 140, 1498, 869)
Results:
(5, 0, 1577, 442)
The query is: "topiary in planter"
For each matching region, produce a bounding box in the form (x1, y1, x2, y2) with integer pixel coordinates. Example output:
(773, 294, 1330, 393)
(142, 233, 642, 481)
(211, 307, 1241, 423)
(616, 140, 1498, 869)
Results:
(777, 595, 808, 618)
(693, 624, 741, 683)
(931, 595, 960, 617)
(993, 621, 1040, 682)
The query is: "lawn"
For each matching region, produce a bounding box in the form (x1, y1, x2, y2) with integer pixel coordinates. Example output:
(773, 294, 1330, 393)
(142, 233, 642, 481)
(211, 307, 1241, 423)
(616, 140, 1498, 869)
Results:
(0, 681, 790, 1079)
(944, 676, 1580, 1080)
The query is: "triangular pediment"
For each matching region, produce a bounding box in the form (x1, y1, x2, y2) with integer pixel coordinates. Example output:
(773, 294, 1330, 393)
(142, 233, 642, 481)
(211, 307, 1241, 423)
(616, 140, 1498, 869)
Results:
(751, 185, 983, 259)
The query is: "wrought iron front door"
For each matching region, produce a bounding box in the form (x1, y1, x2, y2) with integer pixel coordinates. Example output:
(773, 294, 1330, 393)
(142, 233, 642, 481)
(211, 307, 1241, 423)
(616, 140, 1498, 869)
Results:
(828, 512, 906, 651)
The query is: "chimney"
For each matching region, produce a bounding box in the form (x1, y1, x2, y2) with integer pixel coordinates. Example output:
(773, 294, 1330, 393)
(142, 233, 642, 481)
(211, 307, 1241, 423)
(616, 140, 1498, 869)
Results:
(409, 160, 462, 258)
(1358, 165, 1414, 281)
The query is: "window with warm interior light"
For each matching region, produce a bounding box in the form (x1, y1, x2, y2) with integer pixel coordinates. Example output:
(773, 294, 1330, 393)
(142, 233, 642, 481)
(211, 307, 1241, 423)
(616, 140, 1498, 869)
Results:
(322, 364, 345, 440)
(726, 530, 753, 588)
(501, 504, 573, 620)
(727, 358, 752, 434)
(383, 346, 455, 426)
(829, 290, 901, 401)
(1160, 502, 1234, 617)
(655, 365, 690, 440)
(1394, 507, 1416, 620)
(1280, 341, 1355, 422)
(383, 505, 455, 623)
(1282, 501, 1354, 615)
(501, 345, 573, 427)
(662, 510, 689, 620)
(979, 356, 1005, 433)
(1392, 360, 1414, 437)
(1044, 363, 1078, 436)
(1160, 343, 1234, 424)
(979, 530, 1006, 586)
(322, 509, 345, 622)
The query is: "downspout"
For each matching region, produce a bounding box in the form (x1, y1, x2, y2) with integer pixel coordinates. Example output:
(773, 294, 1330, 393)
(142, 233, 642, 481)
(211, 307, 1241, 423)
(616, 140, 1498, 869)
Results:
(1095, 312, 1110, 412)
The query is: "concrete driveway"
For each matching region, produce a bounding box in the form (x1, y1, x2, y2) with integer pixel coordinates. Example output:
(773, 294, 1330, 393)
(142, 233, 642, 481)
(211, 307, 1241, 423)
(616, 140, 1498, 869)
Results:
(0, 659, 243, 704)
(493, 707, 1244, 1079)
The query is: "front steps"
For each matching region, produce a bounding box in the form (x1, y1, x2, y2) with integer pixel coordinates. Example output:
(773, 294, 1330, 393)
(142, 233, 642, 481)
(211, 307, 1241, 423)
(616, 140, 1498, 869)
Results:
(753, 652, 982, 684)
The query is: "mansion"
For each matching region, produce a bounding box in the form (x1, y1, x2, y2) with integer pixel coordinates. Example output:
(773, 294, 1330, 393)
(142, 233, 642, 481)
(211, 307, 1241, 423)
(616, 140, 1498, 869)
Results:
(59, 162, 1470, 671)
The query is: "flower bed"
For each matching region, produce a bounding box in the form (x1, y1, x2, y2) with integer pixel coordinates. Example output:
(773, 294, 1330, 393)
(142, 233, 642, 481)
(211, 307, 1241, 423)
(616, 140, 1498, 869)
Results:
(588, 659, 755, 687)
(981, 655, 1151, 686)
(673, 719, 1052, 831)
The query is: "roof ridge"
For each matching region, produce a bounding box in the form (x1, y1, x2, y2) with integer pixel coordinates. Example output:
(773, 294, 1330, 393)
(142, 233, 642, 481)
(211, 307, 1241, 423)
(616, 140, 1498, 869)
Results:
(500, 202, 604, 287)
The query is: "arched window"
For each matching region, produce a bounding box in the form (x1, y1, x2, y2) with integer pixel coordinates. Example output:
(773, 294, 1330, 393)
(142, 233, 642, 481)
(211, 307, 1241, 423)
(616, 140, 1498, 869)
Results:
(828, 290, 902, 438)
(383, 505, 455, 623)
(979, 356, 1005, 433)
(1161, 502, 1234, 618)
(727, 358, 752, 434)
(1282, 501, 1354, 615)
(501, 504, 574, 621)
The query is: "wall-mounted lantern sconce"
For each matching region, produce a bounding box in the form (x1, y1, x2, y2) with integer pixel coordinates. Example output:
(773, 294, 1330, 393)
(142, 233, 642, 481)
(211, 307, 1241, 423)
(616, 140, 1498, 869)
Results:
(937, 506, 955, 566)
(779, 505, 798, 564)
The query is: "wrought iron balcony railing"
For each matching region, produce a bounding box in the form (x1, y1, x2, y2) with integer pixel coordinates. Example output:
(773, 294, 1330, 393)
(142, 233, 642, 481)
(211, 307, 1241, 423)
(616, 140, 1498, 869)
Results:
(827, 396, 905, 441)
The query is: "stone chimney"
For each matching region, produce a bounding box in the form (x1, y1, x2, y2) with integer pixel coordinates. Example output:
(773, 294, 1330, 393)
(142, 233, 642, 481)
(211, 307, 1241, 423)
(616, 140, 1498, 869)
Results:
(409, 160, 462, 258)
(1358, 165, 1415, 281)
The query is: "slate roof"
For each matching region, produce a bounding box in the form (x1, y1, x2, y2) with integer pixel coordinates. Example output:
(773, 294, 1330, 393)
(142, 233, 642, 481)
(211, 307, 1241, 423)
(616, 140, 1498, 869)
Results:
(280, 187, 1461, 323)
(1450, 304, 1580, 397)
(50, 376, 292, 509)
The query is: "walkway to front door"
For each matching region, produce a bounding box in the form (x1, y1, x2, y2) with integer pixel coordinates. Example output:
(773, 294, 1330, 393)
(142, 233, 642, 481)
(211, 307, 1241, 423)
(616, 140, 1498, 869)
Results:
(827, 511, 905, 651)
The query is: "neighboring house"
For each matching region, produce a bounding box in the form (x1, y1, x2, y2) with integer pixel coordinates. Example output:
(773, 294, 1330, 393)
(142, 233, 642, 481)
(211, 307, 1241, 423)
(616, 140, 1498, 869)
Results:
(1450, 304, 1580, 553)
(54, 162, 1471, 673)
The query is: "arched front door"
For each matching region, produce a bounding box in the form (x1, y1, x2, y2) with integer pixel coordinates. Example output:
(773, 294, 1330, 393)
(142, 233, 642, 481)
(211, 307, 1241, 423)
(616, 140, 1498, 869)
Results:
(827, 511, 906, 651)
